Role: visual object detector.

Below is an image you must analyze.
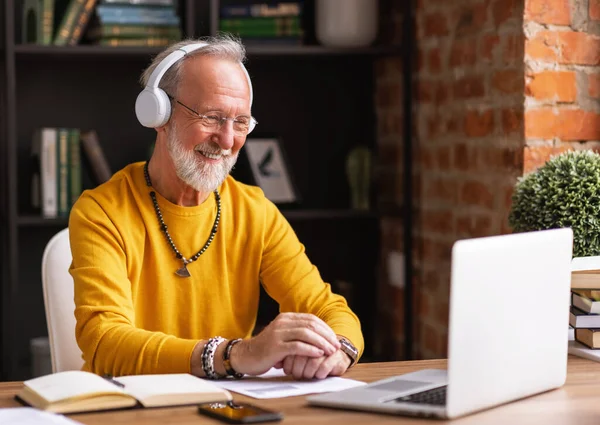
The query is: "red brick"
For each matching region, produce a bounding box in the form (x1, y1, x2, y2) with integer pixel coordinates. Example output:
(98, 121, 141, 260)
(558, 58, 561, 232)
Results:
(481, 34, 501, 62)
(525, 0, 571, 25)
(435, 301, 450, 328)
(525, 71, 577, 102)
(377, 82, 401, 108)
(419, 146, 435, 168)
(460, 180, 494, 209)
(436, 145, 451, 170)
(591, 0, 600, 21)
(424, 177, 458, 203)
(523, 145, 573, 174)
(453, 143, 478, 171)
(455, 1, 488, 34)
(456, 213, 493, 237)
(417, 81, 433, 103)
(423, 13, 449, 37)
(453, 76, 485, 98)
(480, 146, 523, 170)
(527, 31, 600, 65)
(492, 0, 518, 26)
(589, 73, 600, 98)
(422, 210, 454, 236)
(449, 41, 477, 68)
(525, 109, 600, 141)
(425, 116, 442, 139)
(421, 323, 440, 355)
(492, 69, 523, 94)
(428, 48, 442, 74)
(502, 108, 523, 134)
(435, 83, 450, 104)
(504, 33, 524, 65)
(421, 237, 453, 263)
(464, 110, 494, 137)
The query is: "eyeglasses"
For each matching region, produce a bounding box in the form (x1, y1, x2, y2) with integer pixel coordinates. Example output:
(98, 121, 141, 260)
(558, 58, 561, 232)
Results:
(171, 97, 257, 135)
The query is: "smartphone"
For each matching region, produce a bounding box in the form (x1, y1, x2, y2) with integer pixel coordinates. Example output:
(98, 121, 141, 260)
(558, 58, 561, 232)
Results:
(197, 401, 283, 424)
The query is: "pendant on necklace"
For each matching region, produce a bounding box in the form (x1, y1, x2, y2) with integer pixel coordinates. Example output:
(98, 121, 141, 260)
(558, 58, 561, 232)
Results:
(175, 263, 191, 278)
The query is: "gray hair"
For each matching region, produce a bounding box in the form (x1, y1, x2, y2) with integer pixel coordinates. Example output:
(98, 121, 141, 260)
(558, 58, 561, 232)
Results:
(139, 34, 247, 98)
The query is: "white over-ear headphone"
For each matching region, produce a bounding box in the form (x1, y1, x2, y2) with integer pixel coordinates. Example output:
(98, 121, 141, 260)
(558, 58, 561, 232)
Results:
(135, 42, 254, 128)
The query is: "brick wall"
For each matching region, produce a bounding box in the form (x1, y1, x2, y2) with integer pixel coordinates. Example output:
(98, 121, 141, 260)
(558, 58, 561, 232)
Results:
(376, 0, 526, 360)
(524, 0, 600, 172)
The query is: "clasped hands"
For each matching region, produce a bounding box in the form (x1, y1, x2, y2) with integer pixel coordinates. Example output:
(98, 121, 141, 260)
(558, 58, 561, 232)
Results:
(230, 312, 351, 380)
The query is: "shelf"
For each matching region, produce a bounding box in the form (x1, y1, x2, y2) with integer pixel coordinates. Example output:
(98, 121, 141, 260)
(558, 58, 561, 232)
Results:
(17, 215, 69, 227)
(13, 44, 401, 58)
(16, 209, 386, 226)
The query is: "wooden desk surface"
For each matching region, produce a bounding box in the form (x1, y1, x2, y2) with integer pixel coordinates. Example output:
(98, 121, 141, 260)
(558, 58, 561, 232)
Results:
(0, 356, 598, 424)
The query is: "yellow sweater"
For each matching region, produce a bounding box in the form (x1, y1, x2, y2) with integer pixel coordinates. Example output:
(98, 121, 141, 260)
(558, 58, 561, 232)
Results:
(69, 162, 363, 376)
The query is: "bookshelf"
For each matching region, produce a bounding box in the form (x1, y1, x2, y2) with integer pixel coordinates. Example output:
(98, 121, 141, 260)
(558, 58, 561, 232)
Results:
(0, 0, 407, 381)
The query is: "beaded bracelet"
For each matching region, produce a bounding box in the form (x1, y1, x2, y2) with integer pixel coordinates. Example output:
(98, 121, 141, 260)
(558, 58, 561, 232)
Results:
(202, 336, 226, 379)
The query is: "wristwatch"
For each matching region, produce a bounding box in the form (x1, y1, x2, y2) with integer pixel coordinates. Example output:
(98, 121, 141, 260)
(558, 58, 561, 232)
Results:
(339, 337, 359, 368)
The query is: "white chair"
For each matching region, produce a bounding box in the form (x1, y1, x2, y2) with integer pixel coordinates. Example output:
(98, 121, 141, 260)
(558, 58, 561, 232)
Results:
(41, 228, 84, 372)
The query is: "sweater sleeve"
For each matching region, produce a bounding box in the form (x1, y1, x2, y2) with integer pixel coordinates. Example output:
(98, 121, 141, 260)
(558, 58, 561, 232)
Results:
(258, 198, 364, 359)
(68, 194, 198, 376)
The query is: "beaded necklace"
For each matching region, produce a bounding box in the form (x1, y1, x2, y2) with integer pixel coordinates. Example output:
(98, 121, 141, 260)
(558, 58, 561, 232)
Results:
(143, 161, 221, 277)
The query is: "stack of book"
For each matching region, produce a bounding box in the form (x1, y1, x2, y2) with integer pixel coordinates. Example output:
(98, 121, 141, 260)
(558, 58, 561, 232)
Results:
(218, 1, 304, 46)
(569, 256, 600, 349)
(87, 0, 182, 46)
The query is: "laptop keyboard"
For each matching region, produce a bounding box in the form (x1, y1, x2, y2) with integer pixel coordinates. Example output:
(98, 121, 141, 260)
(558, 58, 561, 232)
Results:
(393, 385, 447, 405)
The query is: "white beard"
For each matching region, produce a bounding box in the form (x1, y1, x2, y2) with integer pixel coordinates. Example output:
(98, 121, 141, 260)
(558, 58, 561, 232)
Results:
(166, 123, 238, 193)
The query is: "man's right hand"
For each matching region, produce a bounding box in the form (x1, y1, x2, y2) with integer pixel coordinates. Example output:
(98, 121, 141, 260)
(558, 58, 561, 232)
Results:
(229, 313, 341, 376)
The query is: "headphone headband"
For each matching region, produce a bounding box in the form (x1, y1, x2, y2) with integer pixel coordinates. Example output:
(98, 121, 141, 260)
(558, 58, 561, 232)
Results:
(135, 42, 253, 128)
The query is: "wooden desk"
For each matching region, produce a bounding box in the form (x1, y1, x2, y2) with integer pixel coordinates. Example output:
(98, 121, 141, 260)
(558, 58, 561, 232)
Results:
(0, 356, 598, 424)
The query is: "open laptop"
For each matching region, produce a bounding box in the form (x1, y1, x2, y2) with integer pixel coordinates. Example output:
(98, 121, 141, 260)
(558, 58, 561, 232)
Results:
(307, 228, 573, 419)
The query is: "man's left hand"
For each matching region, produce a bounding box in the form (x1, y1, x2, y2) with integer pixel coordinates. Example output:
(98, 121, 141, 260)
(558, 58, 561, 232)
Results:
(276, 349, 351, 380)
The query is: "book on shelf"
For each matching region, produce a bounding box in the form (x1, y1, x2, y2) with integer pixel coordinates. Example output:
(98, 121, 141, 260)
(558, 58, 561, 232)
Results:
(80, 129, 112, 185)
(31, 127, 81, 218)
(571, 255, 600, 289)
(16, 370, 232, 414)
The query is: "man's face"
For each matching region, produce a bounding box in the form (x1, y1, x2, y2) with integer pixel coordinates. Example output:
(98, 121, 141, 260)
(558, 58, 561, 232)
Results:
(166, 56, 251, 193)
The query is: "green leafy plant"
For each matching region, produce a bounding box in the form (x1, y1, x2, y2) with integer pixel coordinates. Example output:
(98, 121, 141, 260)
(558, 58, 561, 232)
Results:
(508, 150, 600, 257)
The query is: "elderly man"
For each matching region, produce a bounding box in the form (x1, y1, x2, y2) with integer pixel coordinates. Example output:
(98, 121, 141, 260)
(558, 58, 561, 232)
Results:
(69, 35, 363, 381)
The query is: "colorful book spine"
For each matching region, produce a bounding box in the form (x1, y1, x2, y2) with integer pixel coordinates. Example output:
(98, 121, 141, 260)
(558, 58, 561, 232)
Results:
(42, 0, 55, 44)
(220, 16, 301, 37)
(68, 0, 99, 45)
(220, 2, 302, 18)
(39, 128, 57, 218)
(87, 24, 181, 39)
(53, 0, 86, 45)
(99, 36, 173, 46)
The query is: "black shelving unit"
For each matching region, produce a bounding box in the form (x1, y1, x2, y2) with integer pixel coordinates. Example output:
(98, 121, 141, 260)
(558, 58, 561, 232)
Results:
(0, 0, 407, 381)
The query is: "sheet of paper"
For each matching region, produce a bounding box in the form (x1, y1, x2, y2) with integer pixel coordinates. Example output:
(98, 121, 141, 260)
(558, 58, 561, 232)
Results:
(0, 408, 84, 425)
(211, 367, 366, 399)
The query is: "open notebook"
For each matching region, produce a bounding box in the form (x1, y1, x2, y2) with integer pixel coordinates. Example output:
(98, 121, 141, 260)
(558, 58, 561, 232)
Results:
(16, 370, 232, 414)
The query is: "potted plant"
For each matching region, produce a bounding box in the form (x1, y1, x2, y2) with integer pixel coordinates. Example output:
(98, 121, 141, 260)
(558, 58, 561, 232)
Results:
(508, 150, 600, 257)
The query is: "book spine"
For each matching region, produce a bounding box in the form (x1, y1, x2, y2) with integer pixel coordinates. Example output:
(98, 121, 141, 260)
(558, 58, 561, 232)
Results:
(80, 130, 112, 185)
(220, 2, 303, 18)
(220, 17, 302, 37)
(57, 128, 70, 217)
(69, 128, 82, 208)
(97, 14, 180, 25)
(99, 36, 173, 46)
(100, 0, 175, 5)
(68, 0, 99, 45)
(89, 24, 181, 39)
(42, 0, 55, 44)
(41, 128, 58, 218)
(96, 5, 177, 17)
(54, 0, 87, 45)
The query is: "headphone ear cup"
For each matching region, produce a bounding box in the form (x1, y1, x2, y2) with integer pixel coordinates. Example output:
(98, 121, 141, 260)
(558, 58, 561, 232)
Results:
(135, 88, 172, 128)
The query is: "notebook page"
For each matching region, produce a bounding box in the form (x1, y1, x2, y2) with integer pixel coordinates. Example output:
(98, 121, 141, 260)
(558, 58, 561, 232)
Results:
(24, 371, 124, 403)
(115, 373, 225, 401)
(0, 408, 84, 425)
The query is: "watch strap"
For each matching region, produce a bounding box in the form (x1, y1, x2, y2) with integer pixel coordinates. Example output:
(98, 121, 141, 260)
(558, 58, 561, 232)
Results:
(339, 337, 358, 368)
